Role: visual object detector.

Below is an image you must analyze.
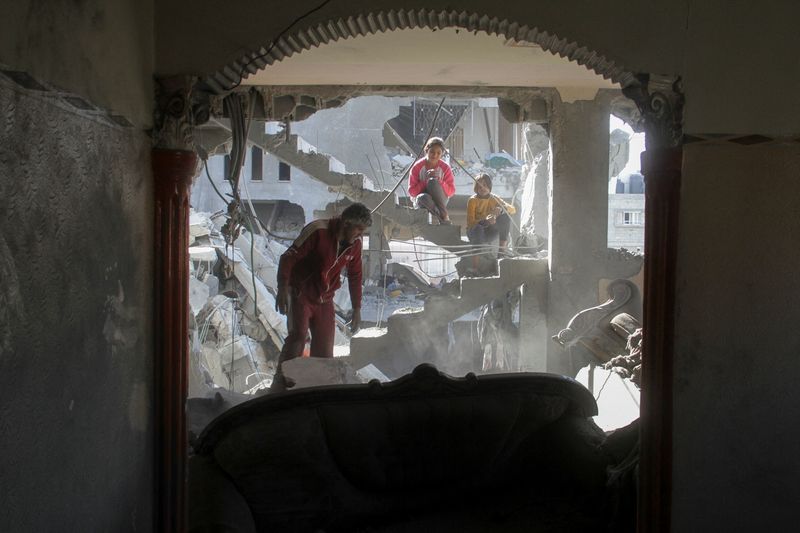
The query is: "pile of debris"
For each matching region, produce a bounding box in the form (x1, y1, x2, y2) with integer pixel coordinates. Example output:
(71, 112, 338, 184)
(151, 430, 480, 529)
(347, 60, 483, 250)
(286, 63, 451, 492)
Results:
(187, 210, 290, 396)
(187, 210, 396, 400)
(604, 327, 642, 387)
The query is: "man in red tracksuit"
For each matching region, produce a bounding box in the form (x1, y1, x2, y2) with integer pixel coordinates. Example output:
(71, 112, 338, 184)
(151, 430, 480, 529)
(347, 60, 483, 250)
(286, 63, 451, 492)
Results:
(274, 203, 372, 378)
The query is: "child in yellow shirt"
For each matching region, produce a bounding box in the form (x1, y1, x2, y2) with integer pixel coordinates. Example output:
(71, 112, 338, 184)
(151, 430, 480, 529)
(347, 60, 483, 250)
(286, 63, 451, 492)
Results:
(466, 174, 516, 256)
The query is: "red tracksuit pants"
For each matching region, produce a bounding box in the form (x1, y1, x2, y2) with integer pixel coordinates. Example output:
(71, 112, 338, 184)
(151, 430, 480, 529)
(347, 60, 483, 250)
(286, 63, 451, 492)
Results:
(278, 291, 336, 363)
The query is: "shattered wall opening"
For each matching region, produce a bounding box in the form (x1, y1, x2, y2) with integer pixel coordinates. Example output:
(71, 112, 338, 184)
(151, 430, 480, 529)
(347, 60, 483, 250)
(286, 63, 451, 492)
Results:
(188, 87, 643, 439)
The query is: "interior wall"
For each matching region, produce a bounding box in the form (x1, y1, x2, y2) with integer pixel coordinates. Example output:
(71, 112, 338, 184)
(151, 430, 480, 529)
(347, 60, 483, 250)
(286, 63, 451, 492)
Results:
(0, 0, 154, 126)
(0, 78, 154, 532)
(672, 143, 800, 531)
(0, 0, 155, 530)
(158, 0, 800, 135)
(155, 0, 686, 83)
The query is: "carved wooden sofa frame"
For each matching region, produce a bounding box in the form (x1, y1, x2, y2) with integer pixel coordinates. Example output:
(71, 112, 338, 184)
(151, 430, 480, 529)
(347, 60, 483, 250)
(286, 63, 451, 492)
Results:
(189, 364, 618, 532)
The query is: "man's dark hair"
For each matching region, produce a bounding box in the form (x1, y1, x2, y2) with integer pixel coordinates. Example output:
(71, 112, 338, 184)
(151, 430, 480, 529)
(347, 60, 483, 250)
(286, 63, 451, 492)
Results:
(341, 203, 373, 227)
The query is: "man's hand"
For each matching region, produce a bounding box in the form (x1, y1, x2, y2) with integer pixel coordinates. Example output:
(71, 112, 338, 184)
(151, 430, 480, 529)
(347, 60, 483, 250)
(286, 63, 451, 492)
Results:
(350, 308, 361, 334)
(493, 206, 503, 216)
(275, 288, 288, 315)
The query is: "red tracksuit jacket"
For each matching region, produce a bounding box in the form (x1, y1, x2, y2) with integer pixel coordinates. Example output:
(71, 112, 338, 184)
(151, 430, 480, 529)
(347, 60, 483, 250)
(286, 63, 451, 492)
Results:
(277, 217, 363, 305)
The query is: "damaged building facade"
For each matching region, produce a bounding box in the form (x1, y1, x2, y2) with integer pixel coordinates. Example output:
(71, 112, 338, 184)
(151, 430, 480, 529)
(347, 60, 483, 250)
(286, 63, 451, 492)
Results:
(2, 1, 800, 532)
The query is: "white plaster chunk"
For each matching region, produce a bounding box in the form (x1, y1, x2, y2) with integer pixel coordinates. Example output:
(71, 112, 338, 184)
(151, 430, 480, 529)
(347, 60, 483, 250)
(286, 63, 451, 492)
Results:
(189, 211, 213, 237)
(333, 344, 350, 357)
(356, 363, 390, 383)
(189, 276, 210, 316)
(198, 295, 238, 341)
(189, 246, 217, 262)
(282, 357, 360, 389)
(219, 335, 267, 371)
(201, 341, 228, 388)
(575, 364, 640, 432)
(231, 261, 288, 345)
(233, 231, 285, 290)
(239, 296, 270, 342)
(203, 273, 219, 298)
(211, 335, 273, 393)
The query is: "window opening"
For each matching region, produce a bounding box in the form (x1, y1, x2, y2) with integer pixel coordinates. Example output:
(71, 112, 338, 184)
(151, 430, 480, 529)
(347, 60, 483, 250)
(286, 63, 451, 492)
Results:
(251, 147, 263, 181)
(278, 161, 291, 181)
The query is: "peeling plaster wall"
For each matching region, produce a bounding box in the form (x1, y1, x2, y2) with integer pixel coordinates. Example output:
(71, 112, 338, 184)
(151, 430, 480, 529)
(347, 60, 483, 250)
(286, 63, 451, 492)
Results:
(0, 79, 154, 533)
(0, 0, 155, 524)
(673, 144, 800, 532)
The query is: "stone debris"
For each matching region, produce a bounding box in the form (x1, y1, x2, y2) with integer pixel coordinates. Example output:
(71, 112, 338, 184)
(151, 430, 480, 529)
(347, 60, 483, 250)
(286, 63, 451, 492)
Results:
(356, 363, 391, 383)
(189, 277, 211, 316)
(281, 357, 361, 389)
(603, 326, 642, 387)
(187, 209, 368, 398)
(188, 210, 289, 396)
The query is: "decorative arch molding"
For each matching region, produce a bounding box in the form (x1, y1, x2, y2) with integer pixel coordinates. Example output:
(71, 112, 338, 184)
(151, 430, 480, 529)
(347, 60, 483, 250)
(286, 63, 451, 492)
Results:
(202, 9, 637, 94)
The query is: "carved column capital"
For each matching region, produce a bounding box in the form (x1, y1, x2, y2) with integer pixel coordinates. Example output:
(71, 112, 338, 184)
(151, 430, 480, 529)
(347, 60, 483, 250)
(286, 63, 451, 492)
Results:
(625, 73, 684, 533)
(153, 76, 211, 151)
(622, 74, 684, 150)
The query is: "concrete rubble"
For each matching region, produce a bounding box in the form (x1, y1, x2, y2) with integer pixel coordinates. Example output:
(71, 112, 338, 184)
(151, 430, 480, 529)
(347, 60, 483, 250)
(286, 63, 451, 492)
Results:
(185, 94, 647, 441)
(187, 210, 288, 398)
(281, 357, 361, 389)
(187, 209, 420, 405)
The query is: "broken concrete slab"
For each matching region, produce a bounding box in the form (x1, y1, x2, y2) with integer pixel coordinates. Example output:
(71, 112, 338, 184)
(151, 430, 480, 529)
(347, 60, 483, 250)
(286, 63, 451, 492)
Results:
(230, 260, 287, 347)
(219, 335, 268, 373)
(356, 363, 390, 383)
(203, 273, 219, 298)
(190, 211, 213, 238)
(201, 334, 273, 394)
(232, 230, 286, 290)
(189, 277, 211, 316)
(189, 246, 218, 263)
(281, 357, 360, 390)
(197, 294, 239, 342)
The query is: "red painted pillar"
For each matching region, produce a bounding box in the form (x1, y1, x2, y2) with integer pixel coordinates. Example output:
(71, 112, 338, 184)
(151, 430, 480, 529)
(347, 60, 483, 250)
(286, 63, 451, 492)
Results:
(638, 147, 682, 533)
(153, 148, 197, 533)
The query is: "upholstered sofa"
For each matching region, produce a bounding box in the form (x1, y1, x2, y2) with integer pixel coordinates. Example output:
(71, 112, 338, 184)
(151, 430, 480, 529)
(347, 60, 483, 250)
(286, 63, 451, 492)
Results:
(189, 364, 628, 532)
